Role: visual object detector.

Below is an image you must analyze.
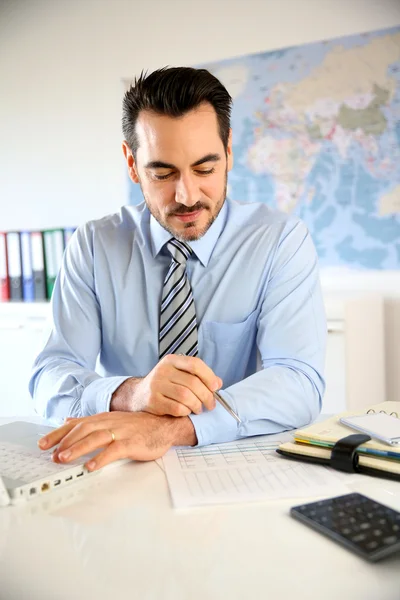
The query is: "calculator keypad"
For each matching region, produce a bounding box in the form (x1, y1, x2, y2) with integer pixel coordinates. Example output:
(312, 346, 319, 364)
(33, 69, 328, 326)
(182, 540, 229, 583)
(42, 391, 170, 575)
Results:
(291, 492, 400, 562)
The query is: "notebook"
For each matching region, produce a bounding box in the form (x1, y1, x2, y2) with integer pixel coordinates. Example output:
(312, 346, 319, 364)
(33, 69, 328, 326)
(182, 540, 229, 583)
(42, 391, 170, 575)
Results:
(0, 421, 129, 506)
(277, 402, 400, 480)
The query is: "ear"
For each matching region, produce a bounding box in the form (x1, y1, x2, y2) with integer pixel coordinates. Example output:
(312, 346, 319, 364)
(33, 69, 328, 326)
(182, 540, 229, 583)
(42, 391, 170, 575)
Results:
(122, 141, 140, 183)
(226, 129, 233, 172)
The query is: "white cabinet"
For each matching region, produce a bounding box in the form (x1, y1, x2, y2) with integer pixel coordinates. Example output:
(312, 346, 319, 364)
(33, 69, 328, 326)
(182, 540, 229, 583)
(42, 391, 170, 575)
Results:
(323, 328, 346, 414)
(0, 304, 49, 417)
(0, 294, 385, 418)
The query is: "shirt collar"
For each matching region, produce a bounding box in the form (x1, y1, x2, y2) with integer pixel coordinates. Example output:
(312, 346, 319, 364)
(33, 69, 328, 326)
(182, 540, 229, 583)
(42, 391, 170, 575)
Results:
(149, 200, 228, 267)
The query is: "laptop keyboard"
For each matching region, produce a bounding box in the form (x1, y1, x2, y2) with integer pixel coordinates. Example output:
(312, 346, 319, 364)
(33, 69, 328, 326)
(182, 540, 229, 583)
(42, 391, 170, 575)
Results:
(0, 441, 71, 482)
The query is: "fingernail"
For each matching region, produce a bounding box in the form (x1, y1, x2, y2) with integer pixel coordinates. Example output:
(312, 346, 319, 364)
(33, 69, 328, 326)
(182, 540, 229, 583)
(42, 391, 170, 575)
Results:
(213, 381, 220, 391)
(87, 461, 96, 471)
(38, 438, 47, 448)
(59, 450, 71, 461)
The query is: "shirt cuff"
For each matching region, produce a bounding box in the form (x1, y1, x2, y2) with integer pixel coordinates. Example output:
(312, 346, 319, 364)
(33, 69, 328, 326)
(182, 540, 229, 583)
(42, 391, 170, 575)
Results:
(189, 389, 241, 446)
(80, 376, 132, 416)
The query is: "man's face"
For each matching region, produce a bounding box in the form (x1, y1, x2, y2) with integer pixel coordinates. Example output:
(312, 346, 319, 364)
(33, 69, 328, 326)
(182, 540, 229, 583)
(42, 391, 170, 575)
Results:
(122, 102, 233, 242)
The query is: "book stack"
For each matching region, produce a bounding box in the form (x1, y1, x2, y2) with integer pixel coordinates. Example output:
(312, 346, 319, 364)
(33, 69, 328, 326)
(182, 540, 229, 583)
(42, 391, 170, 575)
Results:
(277, 401, 400, 480)
(0, 228, 76, 302)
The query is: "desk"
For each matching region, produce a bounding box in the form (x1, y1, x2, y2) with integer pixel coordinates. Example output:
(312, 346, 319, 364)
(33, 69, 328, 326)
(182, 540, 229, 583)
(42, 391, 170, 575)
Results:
(0, 417, 399, 600)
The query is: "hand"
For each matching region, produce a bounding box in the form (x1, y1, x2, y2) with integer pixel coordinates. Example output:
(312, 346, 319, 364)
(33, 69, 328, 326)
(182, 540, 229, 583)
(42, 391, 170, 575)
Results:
(113, 354, 222, 417)
(38, 411, 197, 471)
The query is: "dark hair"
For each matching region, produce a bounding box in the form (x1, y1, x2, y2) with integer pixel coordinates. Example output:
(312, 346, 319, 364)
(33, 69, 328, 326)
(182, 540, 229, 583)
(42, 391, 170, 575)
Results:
(122, 67, 232, 157)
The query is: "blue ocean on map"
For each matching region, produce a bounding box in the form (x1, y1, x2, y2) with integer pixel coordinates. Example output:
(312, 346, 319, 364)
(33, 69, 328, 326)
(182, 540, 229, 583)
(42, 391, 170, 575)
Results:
(128, 26, 400, 270)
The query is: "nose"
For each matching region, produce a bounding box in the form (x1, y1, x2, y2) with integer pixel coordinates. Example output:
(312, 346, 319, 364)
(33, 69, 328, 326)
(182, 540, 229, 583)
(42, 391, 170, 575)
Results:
(175, 173, 200, 207)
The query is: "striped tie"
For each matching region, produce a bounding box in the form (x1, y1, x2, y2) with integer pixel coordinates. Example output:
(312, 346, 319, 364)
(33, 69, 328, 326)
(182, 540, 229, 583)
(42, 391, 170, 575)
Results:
(159, 238, 198, 359)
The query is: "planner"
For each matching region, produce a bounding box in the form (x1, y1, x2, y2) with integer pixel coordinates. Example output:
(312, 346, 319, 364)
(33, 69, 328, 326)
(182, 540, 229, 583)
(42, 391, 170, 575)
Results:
(277, 401, 400, 480)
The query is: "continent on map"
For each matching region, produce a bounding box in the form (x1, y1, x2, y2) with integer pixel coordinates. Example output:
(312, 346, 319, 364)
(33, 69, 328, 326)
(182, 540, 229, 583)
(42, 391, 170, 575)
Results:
(337, 84, 389, 135)
(379, 184, 400, 216)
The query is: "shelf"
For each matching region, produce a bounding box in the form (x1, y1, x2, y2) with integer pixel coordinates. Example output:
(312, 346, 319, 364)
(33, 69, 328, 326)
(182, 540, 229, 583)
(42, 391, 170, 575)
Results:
(0, 303, 50, 328)
(0, 302, 50, 317)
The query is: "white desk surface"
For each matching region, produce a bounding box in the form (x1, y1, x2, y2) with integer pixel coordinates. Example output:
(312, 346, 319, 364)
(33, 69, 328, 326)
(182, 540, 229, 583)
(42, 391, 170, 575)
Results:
(0, 416, 399, 600)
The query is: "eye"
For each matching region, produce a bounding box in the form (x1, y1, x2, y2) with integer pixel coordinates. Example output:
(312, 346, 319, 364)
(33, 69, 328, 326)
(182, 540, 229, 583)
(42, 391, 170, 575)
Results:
(153, 167, 216, 180)
(196, 168, 215, 176)
(153, 172, 173, 181)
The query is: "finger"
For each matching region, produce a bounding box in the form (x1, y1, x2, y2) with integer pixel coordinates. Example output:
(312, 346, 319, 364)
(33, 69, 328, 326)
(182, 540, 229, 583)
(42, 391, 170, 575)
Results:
(166, 355, 222, 394)
(168, 371, 216, 411)
(84, 440, 129, 472)
(161, 382, 203, 414)
(85, 437, 166, 471)
(56, 429, 115, 464)
(41, 412, 129, 453)
(54, 418, 116, 457)
(39, 414, 108, 450)
(52, 412, 133, 460)
(144, 396, 191, 418)
(38, 420, 78, 450)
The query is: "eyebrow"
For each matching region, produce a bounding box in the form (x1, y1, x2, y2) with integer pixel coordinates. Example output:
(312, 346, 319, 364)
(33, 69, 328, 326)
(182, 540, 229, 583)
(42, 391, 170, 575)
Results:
(144, 153, 221, 170)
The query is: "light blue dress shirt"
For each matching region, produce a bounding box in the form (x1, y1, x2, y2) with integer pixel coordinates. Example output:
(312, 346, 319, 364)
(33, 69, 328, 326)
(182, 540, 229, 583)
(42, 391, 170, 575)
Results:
(29, 198, 326, 446)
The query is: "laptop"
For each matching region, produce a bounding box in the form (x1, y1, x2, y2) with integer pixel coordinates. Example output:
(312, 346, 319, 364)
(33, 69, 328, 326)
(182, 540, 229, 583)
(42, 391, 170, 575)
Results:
(0, 421, 127, 506)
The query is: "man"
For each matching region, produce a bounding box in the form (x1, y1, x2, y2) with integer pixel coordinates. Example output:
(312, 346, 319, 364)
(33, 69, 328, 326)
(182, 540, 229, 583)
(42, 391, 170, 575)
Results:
(30, 67, 326, 472)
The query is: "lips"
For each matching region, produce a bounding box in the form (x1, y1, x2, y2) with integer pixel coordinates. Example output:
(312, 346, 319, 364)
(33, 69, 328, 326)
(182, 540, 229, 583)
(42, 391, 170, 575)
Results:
(173, 209, 203, 222)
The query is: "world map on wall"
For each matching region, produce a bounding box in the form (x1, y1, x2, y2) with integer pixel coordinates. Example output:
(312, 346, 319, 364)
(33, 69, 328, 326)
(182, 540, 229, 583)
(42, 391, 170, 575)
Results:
(128, 26, 400, 270)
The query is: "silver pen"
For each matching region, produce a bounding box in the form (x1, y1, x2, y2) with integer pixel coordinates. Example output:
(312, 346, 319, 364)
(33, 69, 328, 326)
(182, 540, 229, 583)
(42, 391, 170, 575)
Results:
(176, 355, 241, 423)
(214, 390, 241, 424)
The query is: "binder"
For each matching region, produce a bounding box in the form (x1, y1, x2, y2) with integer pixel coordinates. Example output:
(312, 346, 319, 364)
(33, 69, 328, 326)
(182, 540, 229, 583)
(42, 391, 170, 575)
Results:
(0, 232, 10, 301)
(63, 227, 76, 248)
(277, 402, 400, 481)
(20, 231, 34, 302)
(43, 229, 64, 299)
(5, 232, 23, 301)
(53, 228, 65, 275)
(31, 231, 47, 301)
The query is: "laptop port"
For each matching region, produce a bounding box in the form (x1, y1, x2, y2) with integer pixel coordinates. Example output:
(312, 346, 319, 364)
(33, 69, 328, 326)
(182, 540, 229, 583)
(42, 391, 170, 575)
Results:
(41, 483, 50, 492)
(76, 472, 84, 477)
(65, 476, 73, 482)
(54, 479, 61, 486)
(30, 488, 37, 495)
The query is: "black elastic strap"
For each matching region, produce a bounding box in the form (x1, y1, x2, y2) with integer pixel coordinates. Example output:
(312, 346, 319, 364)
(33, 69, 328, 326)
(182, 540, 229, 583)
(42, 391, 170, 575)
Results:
(330, 434, 371, 473)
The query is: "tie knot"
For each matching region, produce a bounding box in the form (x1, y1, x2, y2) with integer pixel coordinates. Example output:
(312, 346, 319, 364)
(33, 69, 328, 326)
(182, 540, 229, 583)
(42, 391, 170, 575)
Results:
(166, 239, 193, 265)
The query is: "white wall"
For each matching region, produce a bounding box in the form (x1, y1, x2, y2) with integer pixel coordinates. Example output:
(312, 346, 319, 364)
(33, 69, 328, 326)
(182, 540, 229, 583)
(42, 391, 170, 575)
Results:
(1, 0, 400, 232)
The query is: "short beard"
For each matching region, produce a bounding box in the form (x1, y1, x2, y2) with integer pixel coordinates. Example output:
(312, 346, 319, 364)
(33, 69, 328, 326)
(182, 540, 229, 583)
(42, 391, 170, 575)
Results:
(143, 169, 227, 242)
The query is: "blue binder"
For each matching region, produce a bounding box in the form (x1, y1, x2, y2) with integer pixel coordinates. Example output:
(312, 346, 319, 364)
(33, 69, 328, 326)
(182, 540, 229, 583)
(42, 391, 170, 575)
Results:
(20, 231, 34, 301)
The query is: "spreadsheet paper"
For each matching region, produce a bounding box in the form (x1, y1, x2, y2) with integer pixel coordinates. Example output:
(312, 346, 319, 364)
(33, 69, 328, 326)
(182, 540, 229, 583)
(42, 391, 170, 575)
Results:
(162, 435, 353, 508)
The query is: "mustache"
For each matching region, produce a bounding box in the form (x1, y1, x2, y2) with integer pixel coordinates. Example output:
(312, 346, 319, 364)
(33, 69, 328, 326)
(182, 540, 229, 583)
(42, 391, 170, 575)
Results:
(169, 203, 208, 216)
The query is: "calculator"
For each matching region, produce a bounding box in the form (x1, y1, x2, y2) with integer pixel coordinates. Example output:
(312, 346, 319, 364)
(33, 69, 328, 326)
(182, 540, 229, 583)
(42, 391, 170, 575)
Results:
(290, 492, 400, 562)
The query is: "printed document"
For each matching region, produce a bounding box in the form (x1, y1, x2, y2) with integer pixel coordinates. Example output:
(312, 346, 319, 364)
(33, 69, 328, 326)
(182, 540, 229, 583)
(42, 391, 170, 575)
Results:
(163, 434, 354, 508)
